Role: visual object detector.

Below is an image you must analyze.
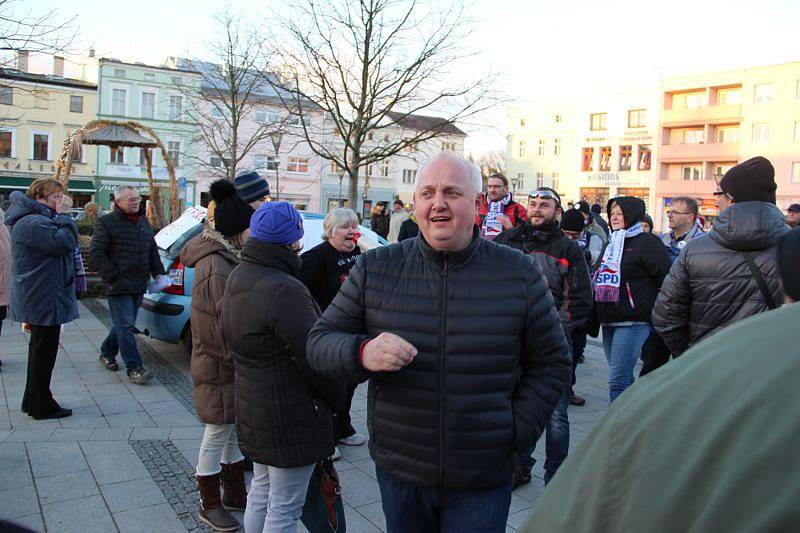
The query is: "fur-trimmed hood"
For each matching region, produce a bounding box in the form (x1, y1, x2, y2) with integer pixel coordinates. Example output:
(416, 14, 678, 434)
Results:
(181, 223, 242, 267)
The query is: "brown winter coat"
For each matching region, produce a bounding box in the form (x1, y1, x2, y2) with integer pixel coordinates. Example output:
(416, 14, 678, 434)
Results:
(181, 226, 241, 425)
(0, 210, 11, 307)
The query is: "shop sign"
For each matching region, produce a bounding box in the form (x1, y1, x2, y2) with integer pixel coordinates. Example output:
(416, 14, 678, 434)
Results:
(586, 172, 621, 184)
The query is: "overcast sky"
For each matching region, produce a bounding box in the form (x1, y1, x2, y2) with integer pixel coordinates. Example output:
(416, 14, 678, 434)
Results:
(26, 0, 800, 154)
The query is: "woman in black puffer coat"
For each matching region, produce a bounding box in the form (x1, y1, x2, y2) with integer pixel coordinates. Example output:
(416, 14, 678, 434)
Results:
(593, 197, 671, 403)
(222, 202, 345, 533)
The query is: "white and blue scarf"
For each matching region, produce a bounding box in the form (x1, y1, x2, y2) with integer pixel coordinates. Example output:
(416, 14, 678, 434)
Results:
(482, 192, 511, 240)
(594, 222, 643, 303)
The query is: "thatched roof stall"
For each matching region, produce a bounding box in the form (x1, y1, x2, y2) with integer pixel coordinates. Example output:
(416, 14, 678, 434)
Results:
(54, 119, 181, 229)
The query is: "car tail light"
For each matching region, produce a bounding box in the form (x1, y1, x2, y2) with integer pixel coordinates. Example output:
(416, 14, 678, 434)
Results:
(162, 257, 185, 295)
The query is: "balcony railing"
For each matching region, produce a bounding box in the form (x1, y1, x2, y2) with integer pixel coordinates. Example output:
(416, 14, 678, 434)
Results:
(658, 142, 739, 163)
(661, 104, 742, 126)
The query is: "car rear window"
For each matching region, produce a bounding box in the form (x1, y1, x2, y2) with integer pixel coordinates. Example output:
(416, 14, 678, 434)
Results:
(164, 223, 203, 260)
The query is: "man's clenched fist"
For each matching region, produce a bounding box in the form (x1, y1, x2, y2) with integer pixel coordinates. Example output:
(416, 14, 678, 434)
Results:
(362, 332, 418, 372)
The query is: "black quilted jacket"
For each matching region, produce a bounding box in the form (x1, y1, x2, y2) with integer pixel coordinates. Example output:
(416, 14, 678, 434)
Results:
(652, 201, 788, 356)
(222, 240, 346, 468)
(306, 229, 571, 489)
(89, 207, 164, 296)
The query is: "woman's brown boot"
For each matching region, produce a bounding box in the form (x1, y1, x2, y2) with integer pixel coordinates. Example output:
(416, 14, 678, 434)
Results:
(221, 460, 248, 511)
(197, 472, 240, 531)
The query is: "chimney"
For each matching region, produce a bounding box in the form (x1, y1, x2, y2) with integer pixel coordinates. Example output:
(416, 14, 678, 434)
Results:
(53, 56, 64, 77)
(17, 50, 29, 72)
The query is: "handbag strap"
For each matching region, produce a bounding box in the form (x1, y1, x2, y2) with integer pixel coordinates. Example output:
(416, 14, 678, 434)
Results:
(740, 252, 778, 310)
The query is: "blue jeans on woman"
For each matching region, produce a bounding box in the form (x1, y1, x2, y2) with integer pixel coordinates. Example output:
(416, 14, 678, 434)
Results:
(602, 323, 651, 403)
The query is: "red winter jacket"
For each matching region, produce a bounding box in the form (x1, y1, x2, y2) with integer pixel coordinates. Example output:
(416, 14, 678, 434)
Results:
(475, 197, 528, 229)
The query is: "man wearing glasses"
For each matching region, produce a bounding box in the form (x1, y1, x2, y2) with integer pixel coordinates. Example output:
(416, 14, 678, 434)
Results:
(495, 187, 592, 489)
(660, 196, 704, 262)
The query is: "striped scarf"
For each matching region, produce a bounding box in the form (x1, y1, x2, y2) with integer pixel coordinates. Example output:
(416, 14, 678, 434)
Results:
(593, 222, 642, 303)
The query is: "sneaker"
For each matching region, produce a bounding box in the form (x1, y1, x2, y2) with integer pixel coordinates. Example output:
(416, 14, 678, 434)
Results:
(99, 355, 119, 371)
(329, 446, 342, 462)
(128, 366, 153, 384)
(512, 465, 532, 490)
(570, 394, 586, 406)
(338, 433, 367, 446)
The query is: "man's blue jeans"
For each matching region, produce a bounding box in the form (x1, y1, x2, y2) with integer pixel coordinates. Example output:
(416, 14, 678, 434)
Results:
(376, 468, 511, 533)
(517, 388, 570, 484)
(602, 323, 651, 403)
(101, 294, 144, 372)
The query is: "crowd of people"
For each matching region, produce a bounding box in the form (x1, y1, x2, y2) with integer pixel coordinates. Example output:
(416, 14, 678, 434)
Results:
(1, 149, 798, 532)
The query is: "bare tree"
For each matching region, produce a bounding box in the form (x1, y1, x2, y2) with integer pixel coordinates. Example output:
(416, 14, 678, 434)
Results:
(178, 8, 297, 183)
(268, 0, 500, 209)
(0, 0, 78, 64)
(470, 149, 507, 187)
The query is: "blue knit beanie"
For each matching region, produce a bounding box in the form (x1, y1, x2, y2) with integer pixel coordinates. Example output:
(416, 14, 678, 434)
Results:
(234, 171, 270, 203)
(250, 202, 304, 245)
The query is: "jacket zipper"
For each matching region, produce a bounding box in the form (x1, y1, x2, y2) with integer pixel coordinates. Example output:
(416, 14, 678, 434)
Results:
(439, 257, 448, 489)
(626, 282, 635, 309)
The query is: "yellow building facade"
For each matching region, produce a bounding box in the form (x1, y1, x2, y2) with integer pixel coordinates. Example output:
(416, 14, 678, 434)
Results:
(0, 69, 98, 207)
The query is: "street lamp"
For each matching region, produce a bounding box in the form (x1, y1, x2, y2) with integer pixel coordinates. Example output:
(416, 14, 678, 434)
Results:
(337, 168, 345, 207)
(270, 132, 284, 201)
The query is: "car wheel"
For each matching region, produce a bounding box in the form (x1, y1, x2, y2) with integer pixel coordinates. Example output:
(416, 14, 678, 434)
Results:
(182, 325, 193, 359)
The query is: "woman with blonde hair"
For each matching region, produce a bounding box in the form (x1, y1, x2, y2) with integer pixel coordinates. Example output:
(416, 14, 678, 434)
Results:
(6, 178, 78, 419)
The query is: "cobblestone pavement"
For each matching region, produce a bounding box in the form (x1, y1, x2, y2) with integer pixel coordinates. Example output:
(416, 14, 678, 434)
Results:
(0, 299, 614, 532)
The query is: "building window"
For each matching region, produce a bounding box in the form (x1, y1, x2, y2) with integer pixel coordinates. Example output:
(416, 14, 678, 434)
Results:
(172, 76, 183, 85)
(255, 110, 279, 123)
(598, 146, 612, 171)
(69, 95, 83, 113)
(169, 95, 183, 120)
(110, 147, 124, 164)
(254, 154, 267, 169)
(516, 172, 525, 191)
(590, 113, 607, 131)
(535, 172, 544, 188)
(32, 133, 49, 161)
(718, 88, 741, 105)
(793, 162, 800, 183)
(114, 68, 126, 78)
(0, 86, 12, 105)
(537, 139, 545, 156)
(714, 163, 735, 177)
(554, 137, 561, 156)
(551, 172, 559, 191)
(144, 73, 155, 82)
(619, 145, 632, 171)
(210, 155, 230, 168)
(402, 169, 417, 184)
(637, 144, 652, 170)
(754, 83, 773, 104)
(0, 129, 13, 158)
(716, 126, 739, 144)
(581, 147, 594, 171)
(139, 148, 149, 166)
(167, 141, 181, 167)
(404, 138, 417, 152)
(380, 159, 390, 177)
(682, 165, 703, 181)
(520, 118, 526, 127)
(683, 129, 705, 144)
(287, 156, 309, 173)
(34, 90, 48, 109)
(267, 156, 279, 170)
(140, 92, 155, 119)
(627, 109, 647, 128)
(441, 141, 456, 151)
(752, 123, 770, 143)
(111, 88, 127, 116)
(518, 140, 525, 158)
(672, 91, 704, 109)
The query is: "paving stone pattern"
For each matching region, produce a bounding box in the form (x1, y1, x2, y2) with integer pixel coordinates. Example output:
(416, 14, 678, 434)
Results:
(131, 439, 210, 532)
(81, 298, 198, 418)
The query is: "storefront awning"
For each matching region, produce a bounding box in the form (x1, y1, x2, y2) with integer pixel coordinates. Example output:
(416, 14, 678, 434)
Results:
(0, 176, 95, 193)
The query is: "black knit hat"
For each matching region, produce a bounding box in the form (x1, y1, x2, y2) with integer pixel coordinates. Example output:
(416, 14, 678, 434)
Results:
(777, 227, 800, 301)
(719, 156, 776, 204)
(561, 208, 585, 232)
(209, 179, 254, 237)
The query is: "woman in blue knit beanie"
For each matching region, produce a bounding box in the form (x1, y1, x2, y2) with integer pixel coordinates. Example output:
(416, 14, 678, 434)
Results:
(221, 201, 346, 531)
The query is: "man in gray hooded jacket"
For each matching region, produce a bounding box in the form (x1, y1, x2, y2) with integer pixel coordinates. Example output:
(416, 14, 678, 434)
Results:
(652, 156, 789, 356)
